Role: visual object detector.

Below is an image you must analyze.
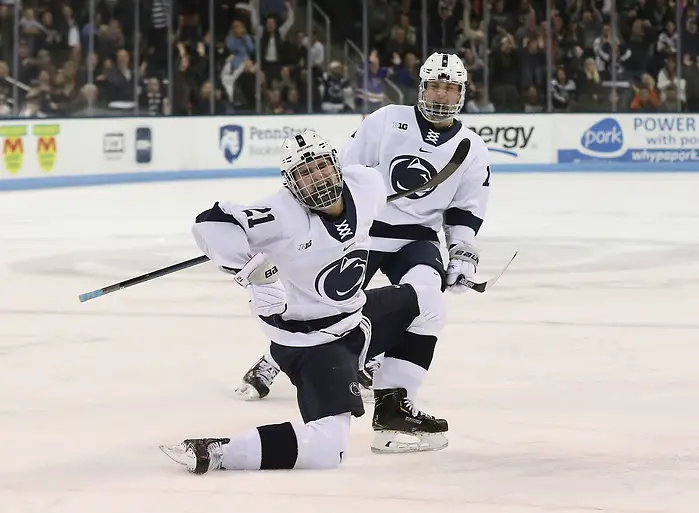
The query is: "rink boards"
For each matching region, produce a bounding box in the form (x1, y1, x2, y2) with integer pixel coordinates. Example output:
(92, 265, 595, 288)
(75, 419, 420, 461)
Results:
(1, 112, 699, 190)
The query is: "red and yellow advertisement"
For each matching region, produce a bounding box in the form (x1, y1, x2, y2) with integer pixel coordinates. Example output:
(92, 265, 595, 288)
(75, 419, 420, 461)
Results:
(0, 125, 27, 174)
(34, 124, 60, 172)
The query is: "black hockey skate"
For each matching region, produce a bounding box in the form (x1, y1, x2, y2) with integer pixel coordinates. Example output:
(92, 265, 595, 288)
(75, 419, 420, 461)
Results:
(235, 355, 280, 400)
(371, 388, 448, 453)
(159, 438, 230, 474)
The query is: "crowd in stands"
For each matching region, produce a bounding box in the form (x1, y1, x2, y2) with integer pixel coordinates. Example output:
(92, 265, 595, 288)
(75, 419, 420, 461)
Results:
(0, 0, 697, 118)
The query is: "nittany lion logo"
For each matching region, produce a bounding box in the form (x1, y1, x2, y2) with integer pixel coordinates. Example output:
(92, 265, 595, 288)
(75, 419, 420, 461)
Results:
(389, 155, 438, 200)
(314, 249, 369, 302)
(219, 125, 243, 164)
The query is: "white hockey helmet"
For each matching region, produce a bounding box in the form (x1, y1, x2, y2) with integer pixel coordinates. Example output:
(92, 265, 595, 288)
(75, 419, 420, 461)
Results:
(280, 130, 342, 210)
(418, 52, 469, 123)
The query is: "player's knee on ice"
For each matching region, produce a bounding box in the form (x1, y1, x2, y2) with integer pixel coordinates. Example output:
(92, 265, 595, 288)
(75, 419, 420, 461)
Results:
(400, 265, 446, 336)
(293, 413, 351, 469)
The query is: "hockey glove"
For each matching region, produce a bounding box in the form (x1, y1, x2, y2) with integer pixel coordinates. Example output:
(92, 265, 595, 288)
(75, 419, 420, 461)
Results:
(445, 242, 479, 294)
(235, 253, 287, 317)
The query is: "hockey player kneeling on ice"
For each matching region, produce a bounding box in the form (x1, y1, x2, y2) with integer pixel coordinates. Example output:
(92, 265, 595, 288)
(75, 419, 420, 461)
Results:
(237, 51, 490, 411)
(159, 131, 448, 473)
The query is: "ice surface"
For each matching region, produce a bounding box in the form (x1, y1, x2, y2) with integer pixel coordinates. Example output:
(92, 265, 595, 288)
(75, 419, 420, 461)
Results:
(2, 173, 699, 513)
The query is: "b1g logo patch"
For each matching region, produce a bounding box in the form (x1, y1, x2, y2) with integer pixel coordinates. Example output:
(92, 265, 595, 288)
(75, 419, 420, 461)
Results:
(389, 155, 438, 200)
(314, 249, 369, 302)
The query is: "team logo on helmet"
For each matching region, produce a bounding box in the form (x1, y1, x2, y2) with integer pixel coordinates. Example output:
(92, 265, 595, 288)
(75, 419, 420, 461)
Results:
(389, 155, 438, 200)
(314, 249, 369, 302)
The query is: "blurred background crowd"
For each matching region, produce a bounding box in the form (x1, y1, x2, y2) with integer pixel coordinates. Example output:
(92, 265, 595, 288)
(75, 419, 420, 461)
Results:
(0, 0, 697, 118)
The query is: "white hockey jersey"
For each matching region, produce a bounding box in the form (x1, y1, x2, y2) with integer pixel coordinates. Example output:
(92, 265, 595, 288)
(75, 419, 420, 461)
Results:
(192, 164, 386, 348)
(340, 105, 491, 253)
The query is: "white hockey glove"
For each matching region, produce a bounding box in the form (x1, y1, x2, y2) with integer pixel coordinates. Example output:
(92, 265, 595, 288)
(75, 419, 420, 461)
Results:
(445, 242, 479, 294)
(234, 253, 287, 317)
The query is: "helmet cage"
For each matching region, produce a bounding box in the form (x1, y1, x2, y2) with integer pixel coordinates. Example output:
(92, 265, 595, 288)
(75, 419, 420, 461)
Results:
(282, 149, 343, 210)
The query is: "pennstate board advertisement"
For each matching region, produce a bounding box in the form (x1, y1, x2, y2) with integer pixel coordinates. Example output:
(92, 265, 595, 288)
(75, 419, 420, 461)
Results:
(557, 114, 699, 164)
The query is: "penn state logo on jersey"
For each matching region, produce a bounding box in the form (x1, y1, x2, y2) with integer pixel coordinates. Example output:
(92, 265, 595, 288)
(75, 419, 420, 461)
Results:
(314, 249, 369, 302)
(220, 125, 243, 164)
(389, 155, 439, 200)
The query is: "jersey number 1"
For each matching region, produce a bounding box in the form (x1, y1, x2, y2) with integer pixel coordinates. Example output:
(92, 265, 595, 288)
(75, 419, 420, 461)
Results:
(243, 208, 275, 228)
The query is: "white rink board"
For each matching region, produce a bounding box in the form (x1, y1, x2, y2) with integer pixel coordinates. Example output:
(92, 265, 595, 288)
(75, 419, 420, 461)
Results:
(2, 173, 699, 512)
(5, 112, 699, 191)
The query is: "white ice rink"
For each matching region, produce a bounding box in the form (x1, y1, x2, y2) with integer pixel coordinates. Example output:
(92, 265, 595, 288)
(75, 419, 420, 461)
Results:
(2, 173, 699, 513)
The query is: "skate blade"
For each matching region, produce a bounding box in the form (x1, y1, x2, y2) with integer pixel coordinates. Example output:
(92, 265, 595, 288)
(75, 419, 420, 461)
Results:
(370, 431, 448, 454)
(159, 444, 195, 468)
(234, 382, 263, 401)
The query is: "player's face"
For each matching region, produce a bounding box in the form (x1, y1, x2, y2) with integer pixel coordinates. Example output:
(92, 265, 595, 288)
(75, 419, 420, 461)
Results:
(424, 80, 461, 105)
(291, 154, 340, 205)
(293, 156, 339, 189)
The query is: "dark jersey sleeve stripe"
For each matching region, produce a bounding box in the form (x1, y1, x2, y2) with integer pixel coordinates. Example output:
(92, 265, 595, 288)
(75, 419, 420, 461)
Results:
(195, 202, 245, 230)
(444, 207, 483, 234)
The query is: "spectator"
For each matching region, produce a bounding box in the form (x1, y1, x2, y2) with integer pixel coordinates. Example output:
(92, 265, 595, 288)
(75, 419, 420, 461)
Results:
(283, 87, 302, 113)
(0, 61, 12, 117)
(390, 52, 420, 99)
(139, 77, 167, 115)
(551, 66, 576, 111)
(657, 55, 686, 104)
(682, 18, 699, 62)
(396, 12, 418, 48)
(321, 61, 352, 113)
(192, 80, 226, 115)
(465, 84, 495, 112)
(576, 57, 605, 111)
(491, 30, 520, 111)
(355, 51, 388, 113)
(258, 0, 295, 82)
(225, 20, 254, 72)
(383, 26, 419, 66)
(522, 85, 544, 112)
(105, 49, 135, 104)
(367, 0, 395, 57)
(18, 88, 47, 118)
(520, 34, 546, 90)
(461, 47, 484, 86)
(683, 53, 699, 111)
(307, 31, 326, 73)
(630, 77, 659, 111)
(658, 83, 683, 111)
(265, 88, 285, 114)
(625, 19, 656, 77)
(0, 5, 13, 66)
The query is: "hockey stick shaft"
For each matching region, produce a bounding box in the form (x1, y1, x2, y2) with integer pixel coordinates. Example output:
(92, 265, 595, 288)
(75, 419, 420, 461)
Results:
(78, 255, 209, 302)
(79, 139, 472, 303)
(387, 138, 470, 201)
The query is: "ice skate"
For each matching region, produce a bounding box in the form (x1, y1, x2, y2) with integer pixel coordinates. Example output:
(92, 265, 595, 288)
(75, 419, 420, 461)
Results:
(159, 437, 229, 474)
(235, 355, 280, 400)
(371, 388, 448, 454)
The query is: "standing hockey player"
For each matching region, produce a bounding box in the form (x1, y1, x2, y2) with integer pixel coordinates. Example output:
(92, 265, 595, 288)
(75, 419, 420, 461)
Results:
(160, 130, 450, 473)
(237, 51, 491, 411)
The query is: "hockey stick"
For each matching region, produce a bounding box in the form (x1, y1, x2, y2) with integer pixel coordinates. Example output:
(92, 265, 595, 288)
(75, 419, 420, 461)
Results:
(457, 251, 517, 293)
(78, 139, 472, 303)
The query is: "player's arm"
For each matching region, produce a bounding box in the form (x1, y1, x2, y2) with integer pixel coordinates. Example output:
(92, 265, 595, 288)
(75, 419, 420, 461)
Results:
(192, 201, 253, 273)
(192, 200, 287, 315)
(443, 140, 491, 293)
(339, 106, 389, 168)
